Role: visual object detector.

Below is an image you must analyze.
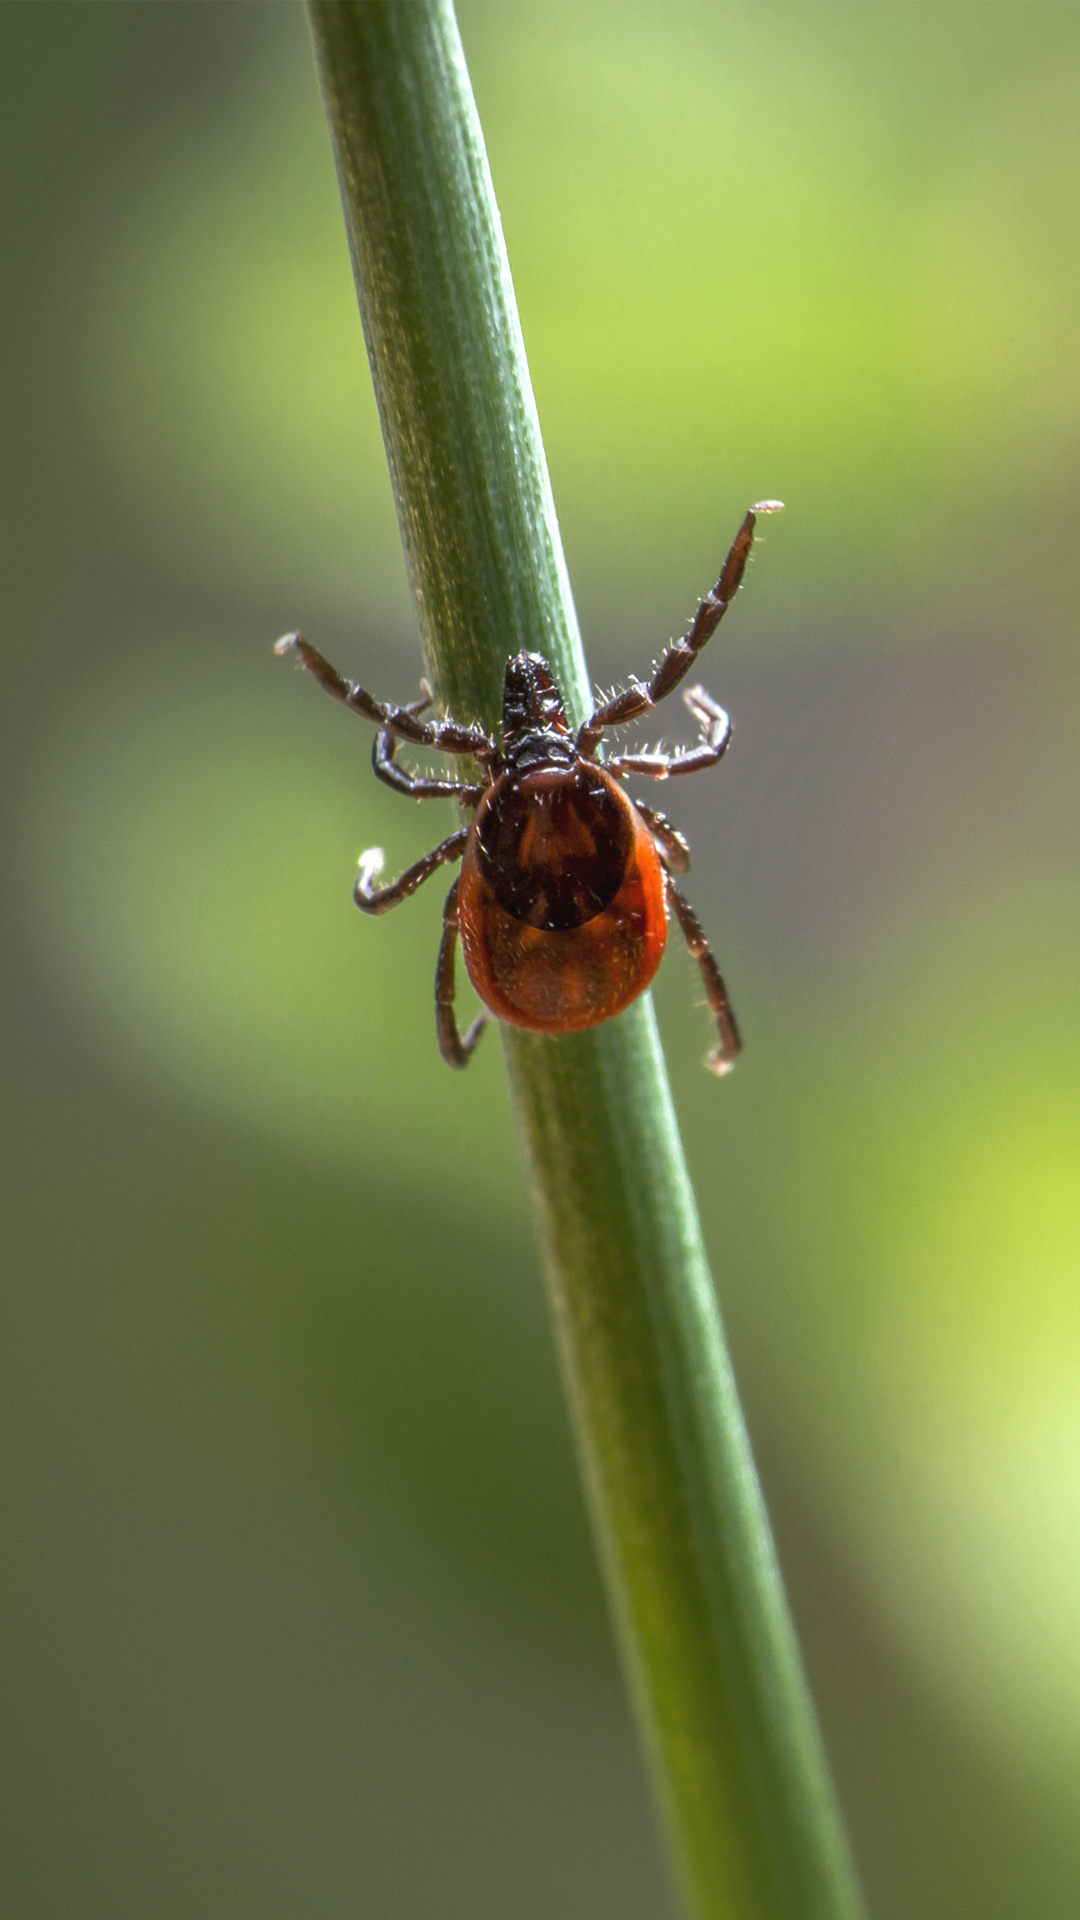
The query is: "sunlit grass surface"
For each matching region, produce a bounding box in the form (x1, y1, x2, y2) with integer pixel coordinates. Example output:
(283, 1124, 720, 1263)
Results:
(5, 4, 1080, 1916)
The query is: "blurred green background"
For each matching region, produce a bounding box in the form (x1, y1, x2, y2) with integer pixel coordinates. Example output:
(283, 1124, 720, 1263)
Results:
(3, 4, 1079, 1915)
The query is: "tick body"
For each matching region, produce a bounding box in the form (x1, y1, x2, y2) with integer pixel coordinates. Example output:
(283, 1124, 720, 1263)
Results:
(459, 759, 668, 1033)
(276, 501, 782, 1073)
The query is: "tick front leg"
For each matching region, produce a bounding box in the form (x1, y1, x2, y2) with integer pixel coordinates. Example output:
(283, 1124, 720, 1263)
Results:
(435, 879, 488, 1068)
(608, 685, 732, 781)
(276, 633, 495, 759)
(665, 874, 742, 1075)
(373, 694, 486, 805)
(354, 827, 469, 916)
(576, 501, 781, 755)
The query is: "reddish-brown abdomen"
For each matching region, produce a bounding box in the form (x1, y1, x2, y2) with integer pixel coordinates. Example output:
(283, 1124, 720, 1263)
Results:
(458, 765, 668, 1033)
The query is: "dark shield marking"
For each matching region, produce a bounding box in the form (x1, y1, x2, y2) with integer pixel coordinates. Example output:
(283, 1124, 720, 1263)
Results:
(476, 766, 633, 931)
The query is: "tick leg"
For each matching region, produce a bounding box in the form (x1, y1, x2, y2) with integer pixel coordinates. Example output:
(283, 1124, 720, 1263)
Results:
(373, 692, 486, 805)
(576, 501, 782, 756)
(276, 633, 496, 759)
(634, 804, 691, 875)
(608, 684, 732, 781)
(435, 879, 488, 1068)
(665, 874, 742, 1075)
(354, 827, 469, 916)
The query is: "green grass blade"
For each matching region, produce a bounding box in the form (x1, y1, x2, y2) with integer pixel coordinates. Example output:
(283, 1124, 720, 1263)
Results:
(304, 4, 865, 1915)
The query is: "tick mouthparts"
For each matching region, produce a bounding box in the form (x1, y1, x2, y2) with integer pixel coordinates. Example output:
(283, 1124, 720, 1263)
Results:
(751, 499, 785, 514)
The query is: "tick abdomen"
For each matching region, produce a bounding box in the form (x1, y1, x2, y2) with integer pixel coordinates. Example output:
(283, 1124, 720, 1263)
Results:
(460, 765, 668, 1033)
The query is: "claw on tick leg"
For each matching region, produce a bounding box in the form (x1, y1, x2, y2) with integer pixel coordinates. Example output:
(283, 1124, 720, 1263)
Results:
(357, 848, 385, 890)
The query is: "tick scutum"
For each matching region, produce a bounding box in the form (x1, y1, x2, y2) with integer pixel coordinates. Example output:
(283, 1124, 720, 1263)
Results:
(475, 764, 634, 931)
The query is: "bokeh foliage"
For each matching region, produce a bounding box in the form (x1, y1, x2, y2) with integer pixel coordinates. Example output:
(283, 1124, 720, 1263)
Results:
(4, 5, 1080, 1918)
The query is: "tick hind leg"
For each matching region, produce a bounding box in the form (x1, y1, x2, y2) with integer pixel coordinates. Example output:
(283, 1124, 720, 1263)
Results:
(435, 879, 488, 1068)
(665, 874, 742, 1075)
(634, 804, 691, 874)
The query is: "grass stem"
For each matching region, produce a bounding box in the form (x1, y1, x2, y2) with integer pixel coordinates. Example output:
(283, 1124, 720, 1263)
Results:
(305, 5, 865, 1915)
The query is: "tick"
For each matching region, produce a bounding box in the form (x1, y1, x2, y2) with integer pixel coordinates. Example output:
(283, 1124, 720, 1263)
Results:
(276, 502, 782, 1073)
